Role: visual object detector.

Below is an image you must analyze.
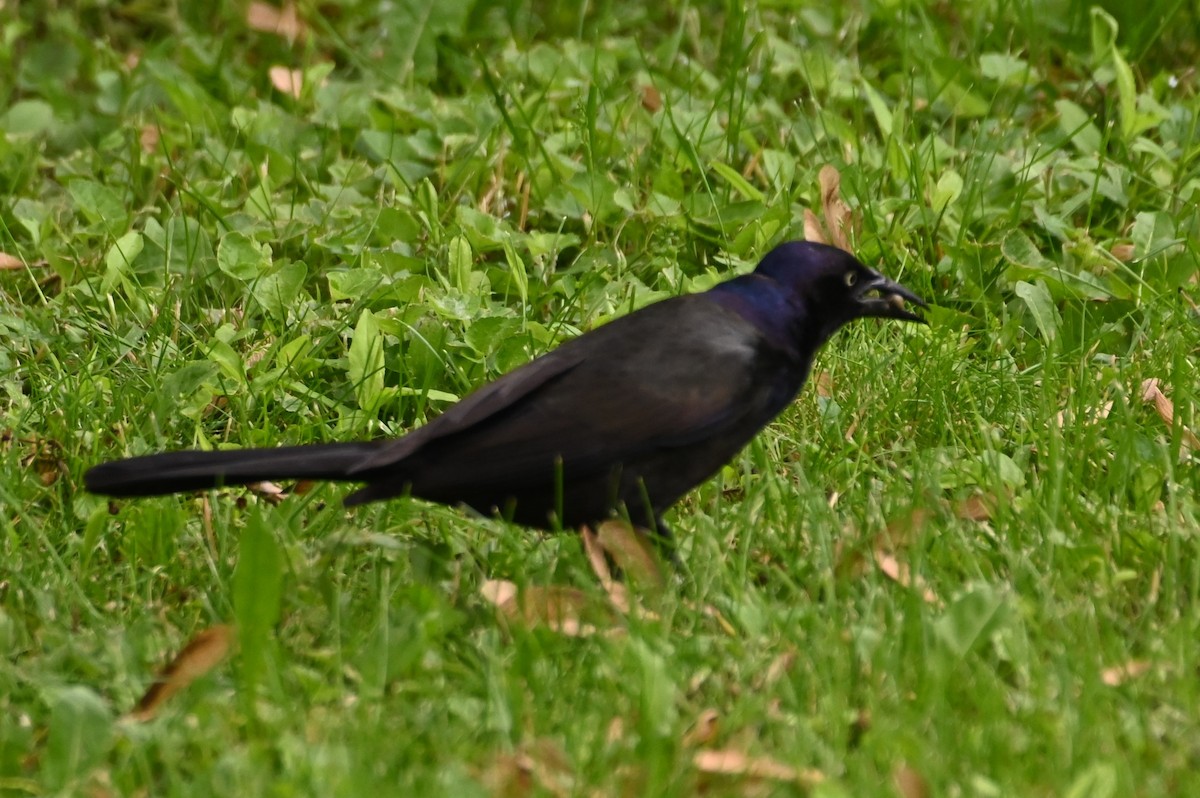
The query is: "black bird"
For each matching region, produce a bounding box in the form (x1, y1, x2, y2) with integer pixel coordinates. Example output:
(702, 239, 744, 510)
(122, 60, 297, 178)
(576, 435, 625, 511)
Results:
(85, 241, 926, 533)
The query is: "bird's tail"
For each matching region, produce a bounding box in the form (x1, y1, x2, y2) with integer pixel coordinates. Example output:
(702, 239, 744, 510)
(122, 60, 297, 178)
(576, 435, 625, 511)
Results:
(84, 442, 390, 498)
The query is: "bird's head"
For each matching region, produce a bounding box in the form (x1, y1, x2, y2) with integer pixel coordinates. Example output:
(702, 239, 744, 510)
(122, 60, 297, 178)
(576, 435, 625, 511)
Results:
(754, 241, 927, 334)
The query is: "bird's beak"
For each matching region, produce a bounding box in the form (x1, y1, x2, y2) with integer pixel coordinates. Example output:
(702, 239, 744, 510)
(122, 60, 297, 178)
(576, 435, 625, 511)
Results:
(856, 272, 928, 324)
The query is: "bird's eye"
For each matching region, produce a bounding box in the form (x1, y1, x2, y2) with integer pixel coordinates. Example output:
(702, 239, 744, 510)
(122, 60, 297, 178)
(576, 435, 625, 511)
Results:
(844, 271, 858, 287)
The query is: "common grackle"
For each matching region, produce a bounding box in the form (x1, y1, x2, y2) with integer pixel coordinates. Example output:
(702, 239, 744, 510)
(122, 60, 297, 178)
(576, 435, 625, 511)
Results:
(85, 241, 926, 533)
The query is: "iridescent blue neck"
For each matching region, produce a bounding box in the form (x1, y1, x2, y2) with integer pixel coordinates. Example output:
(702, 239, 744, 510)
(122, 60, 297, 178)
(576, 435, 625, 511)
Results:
(705, 274, 808, 360)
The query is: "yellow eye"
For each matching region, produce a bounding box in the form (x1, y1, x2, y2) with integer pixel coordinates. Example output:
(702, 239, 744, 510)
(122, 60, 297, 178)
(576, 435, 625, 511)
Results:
(844, 271, 858, 287)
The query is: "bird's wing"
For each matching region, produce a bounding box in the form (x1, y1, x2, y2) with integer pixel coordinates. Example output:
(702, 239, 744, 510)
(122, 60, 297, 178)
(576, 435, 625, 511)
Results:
(353, 295, 786, 481)
(349, 340, 589, 471)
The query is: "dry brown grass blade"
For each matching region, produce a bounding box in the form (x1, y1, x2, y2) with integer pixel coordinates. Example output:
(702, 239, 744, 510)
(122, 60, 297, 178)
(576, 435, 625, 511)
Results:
(128, 625, 234, 722)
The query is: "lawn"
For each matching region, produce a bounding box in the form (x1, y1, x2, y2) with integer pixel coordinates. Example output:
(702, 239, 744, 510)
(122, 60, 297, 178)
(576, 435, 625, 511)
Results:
(3, 0, 1199, 794)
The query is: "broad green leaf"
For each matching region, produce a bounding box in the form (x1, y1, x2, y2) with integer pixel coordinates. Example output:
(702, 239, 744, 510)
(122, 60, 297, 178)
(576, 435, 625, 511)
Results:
(1001, 231, 1053, 271)
(101, 231, 144, 293)
(502, 238, 528, 304)
(1065, 762, 1118, 798)
(44, 686, 113, 787)
(349, 309, 385, 412)
(932, 170, 964, 214)
(456, 205, 507, 250)
(860, 79, 893, 137)
(206, 339, 244, 386)
(760, 149, 796, 189)
(1055, 99, 1101, 154)
(398, 386, 459, 402)
(1, 99, 55, 136)
(253, 261, 308, 320)
(630, 640, 677, 739)
(980, 450, 1025, 488)
(12, 198, 48, 246)
(934, 585, 1008, 659)
(710, 161, 765, 202)
(979, 52, 1036, 85)
(1015, 280, 1060, 343)
(1111, 46, 1137, 141)
(233, 508, 284, 697)
(163, 361, 219, 398)
(68, 179, 128, 233)
(165, 217, 216, 275)
(385, 0, 474, 83)
(448, 235, 473, 292)
(930, 62, 990, 118)
(218, 231, 271, 281)
(1089, 8, 1119, 64)
(1130, 211, 1177, 259)
(328, 268, 387, 302)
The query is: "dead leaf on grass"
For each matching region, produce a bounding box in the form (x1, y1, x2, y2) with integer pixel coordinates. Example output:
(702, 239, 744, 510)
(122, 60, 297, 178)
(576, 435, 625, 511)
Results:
(21, 436, 68, 487)
(893, 763, 930, 798)
(693, 748, 824, 787)
(268, 66, 303, 98)
(640, 84, 662, 112)
(818, 165, 858, 253)
(762, 650, 796, 688)
(814, 370, 833, 399)
(954, 493, 998, 522)
(803, 208, 828, 246)
(1109, 243, 1135, 262)
(874, 549, 940, 606)
(580, 525, 665, 620)
(480, 579, 616, 637)
(245, 481, 288, 504)
(128, 625, 234, 721)
(1101, 659, 1152, 686)
(246, 1, 307, 41)
(1055, 400, 1114, 429)
(593, 520, 665, 591)
(682, 709, 720, 747)
(1140, 378, 1199, 451)
(580, 526, 628, 614)
(480, 739, 574, 798)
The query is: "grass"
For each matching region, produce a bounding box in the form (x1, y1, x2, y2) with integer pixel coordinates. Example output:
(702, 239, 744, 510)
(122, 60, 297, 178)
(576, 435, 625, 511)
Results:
(3, 0, 1200, 794)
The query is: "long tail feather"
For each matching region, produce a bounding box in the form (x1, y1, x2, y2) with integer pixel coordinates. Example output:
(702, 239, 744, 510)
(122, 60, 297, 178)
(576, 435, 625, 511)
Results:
(84, 442, 389, 498)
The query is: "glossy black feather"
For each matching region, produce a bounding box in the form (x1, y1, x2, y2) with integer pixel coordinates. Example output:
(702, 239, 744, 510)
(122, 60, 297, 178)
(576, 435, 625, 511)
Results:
(84, 241, 926, 529)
